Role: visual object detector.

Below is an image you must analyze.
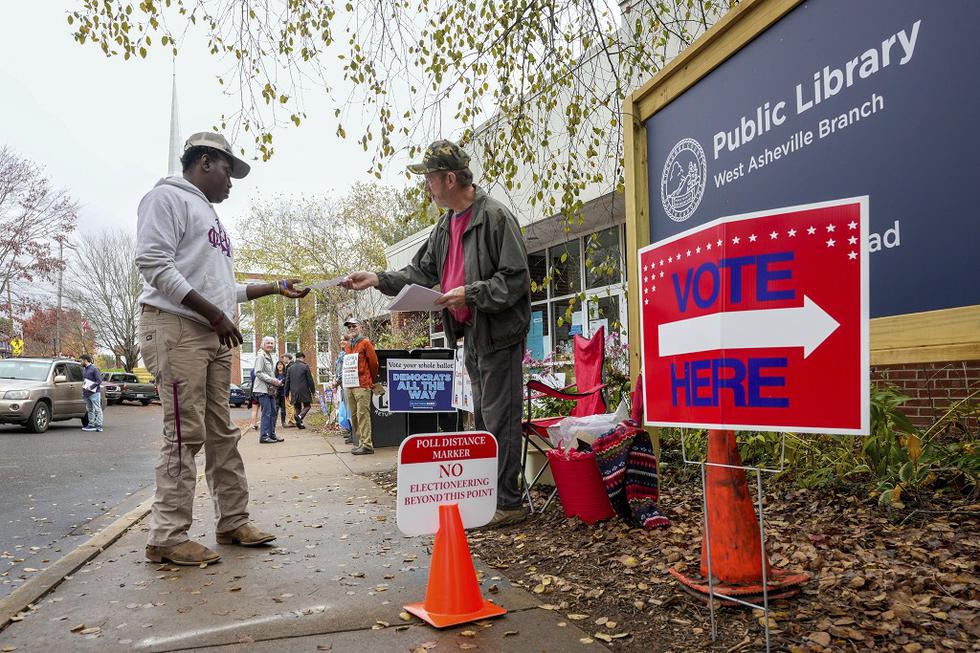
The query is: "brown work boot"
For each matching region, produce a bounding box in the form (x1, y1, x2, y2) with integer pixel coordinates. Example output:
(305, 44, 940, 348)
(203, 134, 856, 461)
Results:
(216, 522, 277, 546)
(145, 540, 221, 566)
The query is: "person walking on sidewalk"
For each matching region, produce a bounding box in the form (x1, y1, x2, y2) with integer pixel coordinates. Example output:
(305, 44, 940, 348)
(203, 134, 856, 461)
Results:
(335, 343, 354, 444)
(80, 354, 104, 432)
(285, 351, 316, 429)
(136, 131, 309, 566)
(253, 337, 284, 444)
(343, 139, 531, 528)
(343, 318, 378, 455)
(274, 360, 288, 428)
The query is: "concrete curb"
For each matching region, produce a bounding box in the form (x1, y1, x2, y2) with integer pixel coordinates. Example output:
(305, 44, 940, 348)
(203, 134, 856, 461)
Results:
(0, 496, 154, 632)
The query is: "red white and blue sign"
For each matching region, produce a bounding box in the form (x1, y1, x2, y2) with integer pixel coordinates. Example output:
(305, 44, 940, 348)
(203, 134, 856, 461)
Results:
(639, 197, 869, 435)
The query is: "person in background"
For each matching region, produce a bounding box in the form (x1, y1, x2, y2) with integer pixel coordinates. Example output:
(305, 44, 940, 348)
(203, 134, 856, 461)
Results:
(80, 354, 104, 432)
(135, 131, 309, 566)
(253, 336, 284, 444)
(343, 139, 531, 527)
(334, 342, 353, 444)
(285, 352, 316, 429)
(343, 318, 379, 455)
(274, 360, 288, 428)
(280, 353, 296, 427)
(246, 366, 259, 431)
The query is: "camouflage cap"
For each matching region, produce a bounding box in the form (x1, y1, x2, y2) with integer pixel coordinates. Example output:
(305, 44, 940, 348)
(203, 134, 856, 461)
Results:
(407, 139, 470, 175)
(184, 132, 251, 179)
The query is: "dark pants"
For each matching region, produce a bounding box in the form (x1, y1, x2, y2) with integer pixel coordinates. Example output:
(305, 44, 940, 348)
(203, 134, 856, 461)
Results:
(258, 393, 277, 438)
(294, 402, 312, 421)
(465, 339, 524, 510)
(276, 395, 286, 425)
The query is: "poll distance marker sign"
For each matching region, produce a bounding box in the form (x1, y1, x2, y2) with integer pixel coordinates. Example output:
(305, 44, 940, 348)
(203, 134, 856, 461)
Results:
(639, 197, 869, 435)
(396, 432, 498, 536)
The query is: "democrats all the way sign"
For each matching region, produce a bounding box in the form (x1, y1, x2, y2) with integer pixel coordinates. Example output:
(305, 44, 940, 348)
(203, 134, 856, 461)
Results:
(387, 359, 455, 413)
(639, 198, 869, 435)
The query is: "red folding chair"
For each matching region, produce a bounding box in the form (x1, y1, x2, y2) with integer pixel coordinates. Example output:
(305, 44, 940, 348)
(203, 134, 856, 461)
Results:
(520, 326, 608, 512)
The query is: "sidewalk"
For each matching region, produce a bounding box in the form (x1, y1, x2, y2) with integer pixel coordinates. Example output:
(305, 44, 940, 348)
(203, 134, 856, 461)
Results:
(0, 424, 597, 652)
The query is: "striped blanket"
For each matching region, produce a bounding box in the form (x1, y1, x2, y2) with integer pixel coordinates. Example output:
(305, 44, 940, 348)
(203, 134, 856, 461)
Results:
(592, 419, 670, 529)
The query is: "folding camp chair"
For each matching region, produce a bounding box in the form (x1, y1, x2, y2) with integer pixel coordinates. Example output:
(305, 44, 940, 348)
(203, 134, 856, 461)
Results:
(520, 326, 608, 512)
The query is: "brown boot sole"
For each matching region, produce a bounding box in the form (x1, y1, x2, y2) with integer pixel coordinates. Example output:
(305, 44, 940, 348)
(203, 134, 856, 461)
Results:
(215, 534, 276, 546)
(145, 550, 221, 565)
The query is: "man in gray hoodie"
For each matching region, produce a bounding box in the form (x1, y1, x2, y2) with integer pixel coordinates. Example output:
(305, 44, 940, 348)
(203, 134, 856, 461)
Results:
(136, 132, 309, 566)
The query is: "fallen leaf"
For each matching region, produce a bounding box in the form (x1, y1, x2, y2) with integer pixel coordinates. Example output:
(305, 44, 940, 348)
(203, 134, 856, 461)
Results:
(504, 630, 519, 636)
(459, 645, 478, 650)
(70, 624, 86, 633)
(399, 612, 412, 622)
(594, 632, 613, 642)
(228, 587, 242, 592)
(808, 632, 832, 647)
(459, 630, 476, 638)
(579, 638, 594, 644)
(567, 614, 589, 621)
(316, 644, 332, 651)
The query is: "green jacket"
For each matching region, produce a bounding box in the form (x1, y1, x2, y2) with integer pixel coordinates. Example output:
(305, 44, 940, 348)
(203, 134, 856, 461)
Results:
(376, 187, 531, 355)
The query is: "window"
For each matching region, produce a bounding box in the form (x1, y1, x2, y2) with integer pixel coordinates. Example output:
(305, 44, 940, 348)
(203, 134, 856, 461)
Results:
(551, 299, 584, 357)
(67, 364, 84, 382)
(286, 341, 299, 354)
(585, 226, 622, 289)
(549, 241, 581, 297)
(241, 332, 255, 353)
(528, 250, 548, 302)
(588, 293, 622, 338)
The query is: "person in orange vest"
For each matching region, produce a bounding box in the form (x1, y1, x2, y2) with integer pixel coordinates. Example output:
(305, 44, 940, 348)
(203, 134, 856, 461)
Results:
(343, 318, 379, 455)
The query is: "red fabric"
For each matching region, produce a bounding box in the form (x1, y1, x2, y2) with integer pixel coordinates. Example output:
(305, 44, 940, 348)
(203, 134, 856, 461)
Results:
(441, 207, 472, 324)
(630, 375, 644, 423)
(571, 325, 606, 417)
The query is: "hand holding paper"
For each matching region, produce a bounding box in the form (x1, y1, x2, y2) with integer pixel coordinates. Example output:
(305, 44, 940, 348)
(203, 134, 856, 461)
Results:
(387, 284, 444, 312)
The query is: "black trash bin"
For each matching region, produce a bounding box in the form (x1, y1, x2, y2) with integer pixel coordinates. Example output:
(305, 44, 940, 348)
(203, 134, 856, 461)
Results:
(406, 348, 462, 435)
(368, 349, 409, 448)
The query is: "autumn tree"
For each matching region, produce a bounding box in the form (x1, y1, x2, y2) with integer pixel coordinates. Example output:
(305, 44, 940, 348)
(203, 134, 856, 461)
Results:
(0, 147, 78, 331)
(67, 1, 723, 228)
(235, 182, 434, 351)
(64, 229, 142, 372)
(22, 307, 95, 358)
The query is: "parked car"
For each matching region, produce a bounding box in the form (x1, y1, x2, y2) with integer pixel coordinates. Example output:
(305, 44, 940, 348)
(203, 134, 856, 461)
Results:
(0, 357, 106, 433)
(103, 381, 121, 403)
(229, 384, 246, 408)
(239, 380, 254, 403)
(102, 372, 158, 405)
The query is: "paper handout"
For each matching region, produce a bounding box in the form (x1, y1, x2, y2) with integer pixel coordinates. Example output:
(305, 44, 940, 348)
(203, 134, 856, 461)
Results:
(302, 276, 347, 291)
(387, 284, 444, 312)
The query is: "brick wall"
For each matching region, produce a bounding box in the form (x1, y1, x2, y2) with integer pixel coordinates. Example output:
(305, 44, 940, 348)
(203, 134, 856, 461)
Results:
(871, 360, 979, 431)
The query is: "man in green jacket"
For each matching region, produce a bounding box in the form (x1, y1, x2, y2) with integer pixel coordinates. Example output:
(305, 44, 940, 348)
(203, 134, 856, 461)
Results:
(344, 139, 531, 528)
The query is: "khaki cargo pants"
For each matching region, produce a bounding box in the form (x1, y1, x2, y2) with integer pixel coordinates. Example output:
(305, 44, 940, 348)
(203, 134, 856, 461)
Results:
(140, 307, 250, 547)
(348, 387, 373, 449)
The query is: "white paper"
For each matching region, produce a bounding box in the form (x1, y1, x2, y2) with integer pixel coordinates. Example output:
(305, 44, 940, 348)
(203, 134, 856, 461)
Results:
(303, 276, 346, 291)
(387, 284, 444, 312)
(342, 353, 360, 388)
(83, 379, 98, 391)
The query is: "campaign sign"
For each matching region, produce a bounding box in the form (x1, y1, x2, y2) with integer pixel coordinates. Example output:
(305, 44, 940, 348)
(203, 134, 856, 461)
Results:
(396, 432, 497, 536)
(387, 359, 455, 412)
(639, 197, 869, 435)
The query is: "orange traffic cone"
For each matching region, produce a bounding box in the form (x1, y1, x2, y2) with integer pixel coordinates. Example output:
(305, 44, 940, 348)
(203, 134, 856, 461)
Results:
(405, 503, 507, 628)
(670, 430, 808, 601)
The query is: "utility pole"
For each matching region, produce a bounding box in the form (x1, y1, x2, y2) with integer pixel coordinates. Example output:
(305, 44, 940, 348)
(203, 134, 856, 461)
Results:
(55, 239, 64, 357)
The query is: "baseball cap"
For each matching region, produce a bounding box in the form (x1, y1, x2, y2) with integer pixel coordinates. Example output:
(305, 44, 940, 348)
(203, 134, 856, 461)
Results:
(344, 318, 361, 327)
(184, 132, 252, 179)
(407, 139, 470, 174)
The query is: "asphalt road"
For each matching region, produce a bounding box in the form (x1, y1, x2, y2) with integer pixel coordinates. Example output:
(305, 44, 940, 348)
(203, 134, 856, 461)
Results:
(0, 401, 250, 599)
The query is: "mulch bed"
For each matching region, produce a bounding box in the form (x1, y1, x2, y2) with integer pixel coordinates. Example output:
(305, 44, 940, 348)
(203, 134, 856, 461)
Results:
(368, 467, 979, 652)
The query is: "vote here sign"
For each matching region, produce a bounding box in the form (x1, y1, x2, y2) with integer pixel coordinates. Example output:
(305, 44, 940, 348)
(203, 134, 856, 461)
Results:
(396, 432, 498, 536)
(639, 197, 869, 435)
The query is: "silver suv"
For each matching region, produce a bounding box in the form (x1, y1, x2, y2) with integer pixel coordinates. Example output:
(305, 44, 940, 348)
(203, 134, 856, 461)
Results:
(0, 358, 106, 433)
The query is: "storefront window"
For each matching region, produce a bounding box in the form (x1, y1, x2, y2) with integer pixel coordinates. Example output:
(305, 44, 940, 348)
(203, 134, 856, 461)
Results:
(588, 293, 622, 338)
(585, 226, 622, 289)
(529, 250, 548, 302)
(549, 240, 581, 297)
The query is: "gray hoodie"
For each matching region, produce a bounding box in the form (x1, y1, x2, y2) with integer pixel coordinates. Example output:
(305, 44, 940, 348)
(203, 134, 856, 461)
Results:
(135, 176, 248, 324)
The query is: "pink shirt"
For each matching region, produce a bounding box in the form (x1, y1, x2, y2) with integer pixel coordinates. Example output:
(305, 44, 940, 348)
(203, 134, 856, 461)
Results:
(441, 207, 472, 325)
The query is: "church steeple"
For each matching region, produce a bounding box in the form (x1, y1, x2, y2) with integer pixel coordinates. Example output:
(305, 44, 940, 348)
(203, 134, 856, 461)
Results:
(167, 68, 182, 176)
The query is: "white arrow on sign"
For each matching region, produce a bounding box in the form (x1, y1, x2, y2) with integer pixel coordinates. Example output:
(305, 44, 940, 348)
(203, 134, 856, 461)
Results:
(658, 295, 840, 359)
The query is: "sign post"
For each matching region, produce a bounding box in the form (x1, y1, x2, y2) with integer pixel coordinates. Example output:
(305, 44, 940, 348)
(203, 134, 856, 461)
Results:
(397, 432, 506, 628)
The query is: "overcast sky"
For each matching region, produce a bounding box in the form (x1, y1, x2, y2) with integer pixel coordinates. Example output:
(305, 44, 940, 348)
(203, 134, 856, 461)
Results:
(0, 2, 408, 238)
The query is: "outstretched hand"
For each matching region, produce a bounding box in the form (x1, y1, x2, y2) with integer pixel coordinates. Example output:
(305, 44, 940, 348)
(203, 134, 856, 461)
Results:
(342, 271, 379, 290)
(280, 278, 311, 299)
